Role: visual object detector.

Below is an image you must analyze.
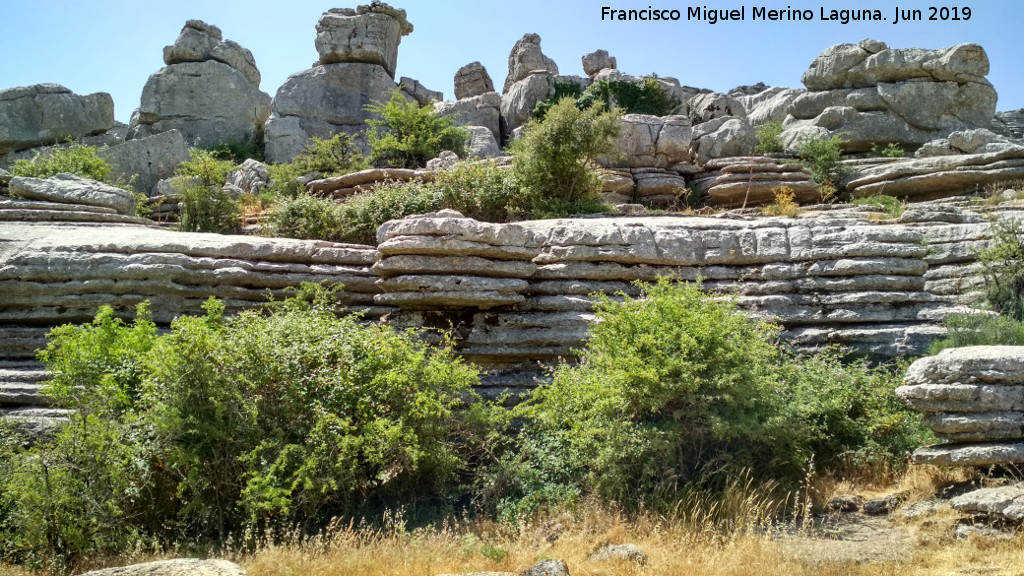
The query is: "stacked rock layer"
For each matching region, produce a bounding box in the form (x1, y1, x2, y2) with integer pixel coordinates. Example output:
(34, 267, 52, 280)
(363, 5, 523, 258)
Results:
(691, 157, 820, 207)
(898, 346, 1024, 467)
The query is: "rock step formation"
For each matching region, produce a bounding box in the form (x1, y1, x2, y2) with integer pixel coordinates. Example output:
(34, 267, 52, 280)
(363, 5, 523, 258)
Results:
(898, 346, 1024, 466)
(307, 166, 436, 198)
(692, 156, 819, 207)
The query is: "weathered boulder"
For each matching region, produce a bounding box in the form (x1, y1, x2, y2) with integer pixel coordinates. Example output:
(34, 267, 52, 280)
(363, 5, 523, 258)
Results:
(689, 116, 757, 166)
(163, 20, 261, 88)
(0, 84, 114, 155)
(588, 543, 647, 564)
(916, 128, 1021, 157)
(502, 33, 559, 93)
(454, 62, 494, 100)
(501, 75, 553, 137)
(688, 92, 747, 124)
(264, 63, 398, 163)
(435, 92, 501, 144)
(77, 558, 246, 576)
(519, 560, 569, 576)
(691, 157, 819, 207)
(399, 77, 442, 105)
(582, 49, 616, 77)
(99, 129, 190, 195)
(609, 114, 693, 170)
(10, 173, 136, 215)
(781, 40, 998, 153)
(226, 158, 270, 195)
(950, 484, 1024, 522)
(315, 3, 412, 78)
(465, 126, 501, 158)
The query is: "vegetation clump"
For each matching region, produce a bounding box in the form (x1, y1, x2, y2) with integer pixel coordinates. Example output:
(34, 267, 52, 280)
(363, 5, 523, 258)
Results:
(10, 142, 112, 182)
(754, 121, 784, 154)
(851, 194, 906, 218)
(760, 186, 800, 217)
(796, 134, 848, 193)
(534, 77, 681, 120)
(174, 148, 240, 233)
(365, 90, 468, 169)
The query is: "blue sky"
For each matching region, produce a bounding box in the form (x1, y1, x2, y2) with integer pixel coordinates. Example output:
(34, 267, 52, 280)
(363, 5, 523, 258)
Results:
(1, 1, 1020, 123)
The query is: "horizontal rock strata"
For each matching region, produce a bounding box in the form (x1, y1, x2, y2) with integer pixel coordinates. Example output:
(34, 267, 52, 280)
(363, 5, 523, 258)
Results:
(692, 157, 820, 207)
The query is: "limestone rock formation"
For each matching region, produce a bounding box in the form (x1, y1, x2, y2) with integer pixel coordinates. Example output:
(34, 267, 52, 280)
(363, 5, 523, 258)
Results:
(691, 157, 819, 207)
(128, 21, 271, 148)
(689, 117, 757, 166)
(780, 40, 998, 153)
(434, 92, 501, 144)
(582, 49, 617, 77)
(374, 210, 542, 309)
(610, 114, 693, 170)
(464, 126, 501, 158)
(501, 34, 559, 135)
(454, 62, 494, 101)
(10, 173, 136, 215)
(78, 559, 246, 576)
(264, 5, 413, 163)
(736, 86, 804, 125)
(844, 137, 1024, 200)
(503, 33, 559, 93)
(991, 109, 1024, 140)
(315, 2, 412, 78)
(688, 92, 747, 124)
(916, 128, 1021, 158)
(98, 129, 190, 195)
(264, 63, 398, 163)
(0, 84, 113, 156)
(898, 347, 1024, 465)
(399, 77, 442, 105)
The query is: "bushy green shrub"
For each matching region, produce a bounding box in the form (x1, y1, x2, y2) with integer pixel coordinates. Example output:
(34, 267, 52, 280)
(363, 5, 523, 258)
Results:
(534, 78, 681, 120)
(493, 279, 928, 521)
(979, 218, 1024, 320)
(335, 181, 442, 245)
(871, 142, 904, 158)
(754, 121, 784, 154)
(265, 193, 348, 242)
(175, 149, 240, 233)
(10, 143, 112, 182)
(509, 97, 620, 218)
(1, 286, 485, 568)
(207, 140, 265, 163)
(796, 134, 847, 188)
(432, 160, 521, 222)
(365, 90, 468, 168)
(265, 134, 367, 199)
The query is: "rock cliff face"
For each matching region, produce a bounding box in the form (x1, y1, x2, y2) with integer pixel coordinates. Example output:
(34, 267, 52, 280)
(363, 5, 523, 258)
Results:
(780, 40, 998, 153)
(128, 20, 271, 148)
(0, 84, 114, 158)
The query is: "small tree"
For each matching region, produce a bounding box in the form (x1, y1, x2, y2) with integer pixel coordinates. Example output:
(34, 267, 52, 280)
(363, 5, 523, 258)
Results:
(364, 90, 468, 169)
(510, 97, 621, 217)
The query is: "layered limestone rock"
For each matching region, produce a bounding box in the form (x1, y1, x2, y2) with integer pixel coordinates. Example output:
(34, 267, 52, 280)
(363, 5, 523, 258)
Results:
(844, 133, 1024, 200)
(98, 129, 190, 195)
(315, 2, 412, 78)
(610, 115, 694, 170)
(688, 92, 747, 124)
(691, 157, 819, 207)
(735, 86, 804, 125)
(264, 5, 411, 162)
(689, 116, 757, 166)
(306, 166, 433, 198)
(398, 77, 442, 105)
(128, 20, 271, 148)
(898, 346, 1024, 466)
(991, 109, 1024, 140)
(9, 173, 137, 215)
(373, 210, 541, 309)
(582, 49, 617, 77)
(500, 34, 559, 136)
(434, 92, 501, 144)
(0, 84, 114, 157)
(780, 40, 998, 153)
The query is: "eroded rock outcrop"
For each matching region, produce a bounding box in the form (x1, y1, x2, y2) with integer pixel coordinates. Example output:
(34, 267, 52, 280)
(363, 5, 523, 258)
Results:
(0, 84, 114, 157)
(264, 4, 411, 162)
(500, 34, 559, 136)
(691, 157, 819, 207)
(128, 20, 271, 148)
(454, 62, 494, 101)
(582, 49, 617, 77)
(780, 40, 998, 153)
(898, 346, 1024, 467)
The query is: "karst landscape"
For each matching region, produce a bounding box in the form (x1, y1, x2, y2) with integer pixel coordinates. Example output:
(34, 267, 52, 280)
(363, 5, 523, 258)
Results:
(5, 2, 1024, 575)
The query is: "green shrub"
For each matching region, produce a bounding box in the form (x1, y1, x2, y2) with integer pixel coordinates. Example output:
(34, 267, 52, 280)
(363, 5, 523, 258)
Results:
(851, 194, 906, 218)
(365, 90, 468, 168)
(796, 134, 847, 189)
(509, 97, 620, 218)
(979, 218, 1024, 320)
(534, 78, 681, 121)
(10, 142, 112, 182)
(265, 134, 367, 199)
(265, 192, 348, 242)
(432, 160, 521, 222)
(175, 149, 241, 233)
(207, 140, 265, 163)
(335, 181, 442, 245)
(871, 142, 904, 158)
(2, 286, 486, 568)
(493, 279, 929, 521)
(754, 121, 784, 154)
(929, 313, 1024, 354)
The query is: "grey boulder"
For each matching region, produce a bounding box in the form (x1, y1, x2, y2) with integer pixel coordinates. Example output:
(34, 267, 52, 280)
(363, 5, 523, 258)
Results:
(454, 61, 494, 100)
(314, 3, 413, 78)
(10, 173, 136, 215)
(0, 84, 113, 155)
